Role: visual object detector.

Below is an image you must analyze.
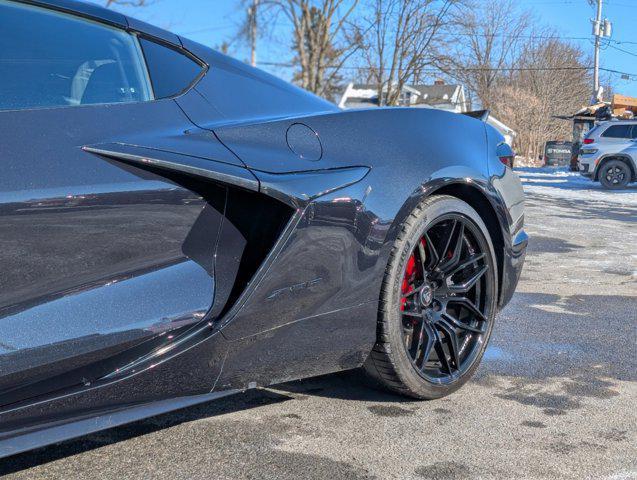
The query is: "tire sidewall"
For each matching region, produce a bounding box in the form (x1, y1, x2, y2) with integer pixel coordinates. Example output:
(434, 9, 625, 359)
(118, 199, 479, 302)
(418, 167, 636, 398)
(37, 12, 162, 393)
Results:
(383, 196, 498, 399)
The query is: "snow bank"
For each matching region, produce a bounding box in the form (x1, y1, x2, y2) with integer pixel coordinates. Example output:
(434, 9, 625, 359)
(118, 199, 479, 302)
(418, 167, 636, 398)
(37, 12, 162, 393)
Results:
(515, 167, 637, 207)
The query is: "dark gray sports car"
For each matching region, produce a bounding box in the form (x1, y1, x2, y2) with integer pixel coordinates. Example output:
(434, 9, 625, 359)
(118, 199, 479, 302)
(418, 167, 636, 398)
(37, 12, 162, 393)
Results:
(0, 0, 527, 457)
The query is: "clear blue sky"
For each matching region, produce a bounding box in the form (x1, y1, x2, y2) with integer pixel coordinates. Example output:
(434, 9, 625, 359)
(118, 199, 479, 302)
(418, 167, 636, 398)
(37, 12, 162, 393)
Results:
(108, 0, 637, 97)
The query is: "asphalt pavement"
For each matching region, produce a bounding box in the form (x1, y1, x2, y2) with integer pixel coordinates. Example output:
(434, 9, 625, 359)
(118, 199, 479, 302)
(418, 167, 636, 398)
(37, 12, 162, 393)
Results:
(2, 168, 635, 480)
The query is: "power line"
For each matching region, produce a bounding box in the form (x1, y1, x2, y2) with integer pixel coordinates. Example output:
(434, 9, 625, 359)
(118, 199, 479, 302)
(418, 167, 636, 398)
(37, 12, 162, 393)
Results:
(422, 31, 637, 46)
(524, 0, 589, 3)
(607, 43, 637, 58)
(177, 21, 636, 46)
(525, 0, 634, 5)
(449, 32, 593, 41)
(258, 61, 636, 77)
(599, 67, 636, 79)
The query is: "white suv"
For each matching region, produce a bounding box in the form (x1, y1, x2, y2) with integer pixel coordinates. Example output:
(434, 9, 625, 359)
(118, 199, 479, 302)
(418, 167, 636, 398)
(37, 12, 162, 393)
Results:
(578, 120, 637, 189)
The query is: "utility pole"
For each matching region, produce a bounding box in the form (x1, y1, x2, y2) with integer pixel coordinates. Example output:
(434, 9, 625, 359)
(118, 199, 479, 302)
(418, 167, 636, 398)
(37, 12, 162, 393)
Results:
(591, 0, 611, 104)
(592, 0, 603, 102)
(249, 0, 259, 67)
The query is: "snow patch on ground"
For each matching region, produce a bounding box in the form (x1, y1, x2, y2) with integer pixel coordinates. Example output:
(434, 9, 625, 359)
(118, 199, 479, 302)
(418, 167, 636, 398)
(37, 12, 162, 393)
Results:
(516, 166, 636, 293)
(515, 167, 637, 207)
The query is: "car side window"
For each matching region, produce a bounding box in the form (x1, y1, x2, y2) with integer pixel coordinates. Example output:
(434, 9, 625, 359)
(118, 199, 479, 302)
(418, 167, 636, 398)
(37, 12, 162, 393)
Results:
(631, 126, 637, 139)
(138, 38, 205, 99)
(601, 125, 632, 139)
(0, 0, 152, 111)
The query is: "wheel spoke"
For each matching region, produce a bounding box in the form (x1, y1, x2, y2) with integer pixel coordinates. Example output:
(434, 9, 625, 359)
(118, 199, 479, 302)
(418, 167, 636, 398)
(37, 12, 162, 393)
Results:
(448, 296, 487, 323)
(411, 316, 428, 362)
(448, 253, 485, 276)
(441, 312, 486, 334)
(448, 265, 489, 293)
(438, 221, 465, 272)
(440, 220, 457, 258)
(423, 232, 439, 270)
(417, 322, 435, 369)
(432, 327, 453, 374)
(438, 319, 461, 369)
(405, 322, 424, 358)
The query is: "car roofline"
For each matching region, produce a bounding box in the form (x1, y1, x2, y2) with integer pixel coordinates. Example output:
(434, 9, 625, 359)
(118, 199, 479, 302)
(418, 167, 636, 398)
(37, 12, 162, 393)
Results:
(11, 0, 182, 47)
(13, 0, 127, 27)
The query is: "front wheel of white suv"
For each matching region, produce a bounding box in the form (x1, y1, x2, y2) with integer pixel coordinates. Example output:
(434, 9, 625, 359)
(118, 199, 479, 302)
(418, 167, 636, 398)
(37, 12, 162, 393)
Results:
(599, 160, 632, 189)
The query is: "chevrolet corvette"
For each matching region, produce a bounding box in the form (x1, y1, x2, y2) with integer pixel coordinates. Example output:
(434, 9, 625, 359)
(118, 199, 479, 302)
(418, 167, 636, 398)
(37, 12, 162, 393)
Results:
(0, 0, 527, 457)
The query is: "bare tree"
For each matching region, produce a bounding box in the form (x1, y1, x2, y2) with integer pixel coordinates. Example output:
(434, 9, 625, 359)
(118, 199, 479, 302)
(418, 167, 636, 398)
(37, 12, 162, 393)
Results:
(215, 41, 232, 55)
(236, 1, 358, 99)
(280, 1, 359, 99)
(493, 37, 591, 161)
(357, 0, 457, 106)
(437, 0, 530, 109)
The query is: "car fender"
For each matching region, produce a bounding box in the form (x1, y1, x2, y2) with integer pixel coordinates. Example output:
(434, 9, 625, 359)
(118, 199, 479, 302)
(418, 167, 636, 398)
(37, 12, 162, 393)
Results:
(594, 153, 636, 180)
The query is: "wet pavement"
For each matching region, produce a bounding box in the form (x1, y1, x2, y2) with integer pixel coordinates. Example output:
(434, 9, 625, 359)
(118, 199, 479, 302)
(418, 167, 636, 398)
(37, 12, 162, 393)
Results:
(2, 168, 636, 479)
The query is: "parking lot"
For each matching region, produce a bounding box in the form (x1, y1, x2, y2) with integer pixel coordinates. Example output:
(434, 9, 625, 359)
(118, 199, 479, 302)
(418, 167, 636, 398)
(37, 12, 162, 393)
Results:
(2, 168, 636, 480)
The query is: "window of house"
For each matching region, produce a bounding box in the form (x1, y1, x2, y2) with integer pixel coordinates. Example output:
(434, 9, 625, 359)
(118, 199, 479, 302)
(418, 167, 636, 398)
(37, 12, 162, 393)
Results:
(0, 0, 152, 111)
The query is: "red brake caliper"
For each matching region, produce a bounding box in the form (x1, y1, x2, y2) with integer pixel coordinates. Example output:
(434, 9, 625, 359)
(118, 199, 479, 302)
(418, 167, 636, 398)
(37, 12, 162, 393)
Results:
(401, 237, 426, 311)
(401, 254, 416, 311)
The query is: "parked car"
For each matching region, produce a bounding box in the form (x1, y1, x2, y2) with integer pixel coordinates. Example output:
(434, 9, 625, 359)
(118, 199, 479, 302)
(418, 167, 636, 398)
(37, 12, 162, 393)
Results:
(543, 140, 573, 166)
(0, 0, 527, 457)
(578, 120, 637, 189)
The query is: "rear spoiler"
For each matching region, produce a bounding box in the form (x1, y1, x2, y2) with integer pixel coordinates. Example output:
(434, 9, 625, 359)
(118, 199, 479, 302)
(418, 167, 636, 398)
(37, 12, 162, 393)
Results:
(462, 109, 490, 122)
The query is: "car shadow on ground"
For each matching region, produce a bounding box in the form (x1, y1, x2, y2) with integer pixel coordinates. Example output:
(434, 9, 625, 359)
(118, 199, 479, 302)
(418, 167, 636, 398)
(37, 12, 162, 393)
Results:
(526, 193, 637, 223)
(274, 368, 409, 402)
(0, 369, 395, 475)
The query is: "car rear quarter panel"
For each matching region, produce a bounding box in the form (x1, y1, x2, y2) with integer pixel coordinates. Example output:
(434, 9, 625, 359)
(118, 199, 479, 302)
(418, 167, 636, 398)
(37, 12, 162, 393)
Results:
(210, 107, 503, 337)
(213, 108, 496, 238)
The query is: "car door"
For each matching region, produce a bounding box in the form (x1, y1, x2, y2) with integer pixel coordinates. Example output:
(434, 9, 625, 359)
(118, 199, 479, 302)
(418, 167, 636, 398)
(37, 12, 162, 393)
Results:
(0, 1, 231, 404)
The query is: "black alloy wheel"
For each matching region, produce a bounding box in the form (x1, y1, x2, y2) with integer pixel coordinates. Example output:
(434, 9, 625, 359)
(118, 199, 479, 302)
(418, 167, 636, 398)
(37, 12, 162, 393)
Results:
(399, 214, 491, 384)
(599, 160, 631, 189)
(365, 195, 498, 399)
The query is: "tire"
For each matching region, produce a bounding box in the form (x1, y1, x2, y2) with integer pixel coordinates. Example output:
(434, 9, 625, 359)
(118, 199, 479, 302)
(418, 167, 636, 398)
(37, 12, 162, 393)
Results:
(599, 160, 631, 189)
(365, 195, 498, 399)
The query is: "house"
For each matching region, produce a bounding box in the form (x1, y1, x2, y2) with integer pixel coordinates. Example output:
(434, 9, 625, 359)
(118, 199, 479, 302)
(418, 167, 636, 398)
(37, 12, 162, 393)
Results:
(338, 80, 516, 145)
(339, 80, 468, 113)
